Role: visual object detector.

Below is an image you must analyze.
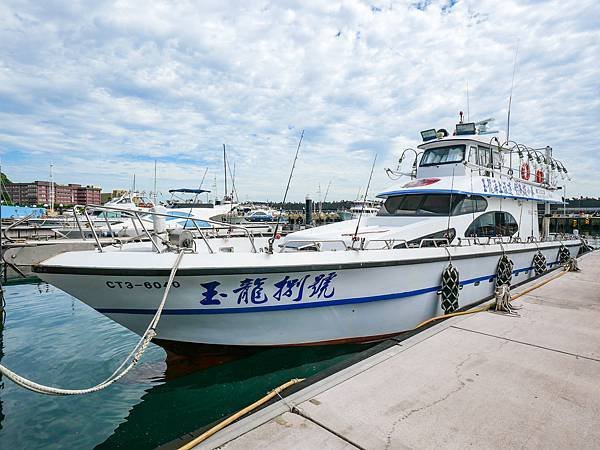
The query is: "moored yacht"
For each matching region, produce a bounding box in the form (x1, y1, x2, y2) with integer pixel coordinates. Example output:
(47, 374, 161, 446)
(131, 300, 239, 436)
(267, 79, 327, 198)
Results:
(338, 198, 381, 221)
(33, 119, 581, 347)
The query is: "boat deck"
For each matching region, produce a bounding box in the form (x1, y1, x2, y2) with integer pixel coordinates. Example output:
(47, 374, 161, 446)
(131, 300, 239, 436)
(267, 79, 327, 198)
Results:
(192, 250, 600, 449)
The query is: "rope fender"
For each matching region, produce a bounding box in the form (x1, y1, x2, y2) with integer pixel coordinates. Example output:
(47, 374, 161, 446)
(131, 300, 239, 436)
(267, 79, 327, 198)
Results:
(439, 263, 460, 314)
(495, 254, 514, 287)
(494, 254, 517, 313)
(532, 251, 547, 276)
(558, 245, 571, 266)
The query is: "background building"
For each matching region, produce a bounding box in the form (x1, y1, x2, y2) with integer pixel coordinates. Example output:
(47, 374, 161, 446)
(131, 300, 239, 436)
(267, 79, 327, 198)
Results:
(4, 181, 101, 206)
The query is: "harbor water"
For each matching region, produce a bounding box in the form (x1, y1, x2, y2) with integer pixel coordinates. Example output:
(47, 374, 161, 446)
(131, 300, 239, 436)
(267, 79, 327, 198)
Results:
(0, 282, 370, 449)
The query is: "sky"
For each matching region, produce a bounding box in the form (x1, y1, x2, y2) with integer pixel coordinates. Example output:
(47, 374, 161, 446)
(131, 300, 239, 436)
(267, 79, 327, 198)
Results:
(0, 0, 598, 202)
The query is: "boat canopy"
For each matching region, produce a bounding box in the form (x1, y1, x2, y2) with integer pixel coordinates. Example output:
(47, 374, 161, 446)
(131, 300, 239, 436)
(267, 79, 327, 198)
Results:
(168, 188, 211, 194)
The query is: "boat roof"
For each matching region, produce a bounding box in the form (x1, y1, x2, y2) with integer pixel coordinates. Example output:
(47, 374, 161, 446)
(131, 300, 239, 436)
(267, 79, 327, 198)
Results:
(417, 133, 506, 150)
(377, 175, 563, 204)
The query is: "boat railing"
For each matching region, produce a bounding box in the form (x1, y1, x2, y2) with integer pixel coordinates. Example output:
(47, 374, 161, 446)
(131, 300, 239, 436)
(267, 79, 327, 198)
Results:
(2, 213, 36, 243)
(418, 238, 450, 248)
(279, 239, 349, 252)
(280, 238, 412, 252)
(362, 239, 408, 250)
(75, 204, 259, 254)
(463, 161, 560, 190)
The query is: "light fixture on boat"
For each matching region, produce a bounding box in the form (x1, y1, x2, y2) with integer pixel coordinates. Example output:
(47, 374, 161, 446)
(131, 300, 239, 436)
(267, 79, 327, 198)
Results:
(455, 122, 476, 135)
(420, 129, 437, 142)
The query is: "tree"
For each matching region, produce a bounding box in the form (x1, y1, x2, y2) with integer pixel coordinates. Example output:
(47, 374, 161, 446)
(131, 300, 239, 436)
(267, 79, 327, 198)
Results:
(0, 172, 10, 185)
(1, 172, 12, 204)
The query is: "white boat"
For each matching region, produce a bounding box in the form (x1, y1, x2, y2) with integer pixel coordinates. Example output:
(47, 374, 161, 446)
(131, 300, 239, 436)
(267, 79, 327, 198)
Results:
(95, 189, 238, 236)
(34, 119, 581, 347)
(339, 199, 381, 221)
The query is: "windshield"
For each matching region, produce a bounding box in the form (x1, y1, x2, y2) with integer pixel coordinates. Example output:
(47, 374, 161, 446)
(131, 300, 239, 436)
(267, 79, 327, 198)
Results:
(377, 194, 487, 216)
(420, 145, 465, 166)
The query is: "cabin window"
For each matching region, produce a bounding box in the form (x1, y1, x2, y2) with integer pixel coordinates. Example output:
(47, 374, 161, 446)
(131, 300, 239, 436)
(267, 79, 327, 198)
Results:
(378, 194, 487, 217)
(420, 145, 465, 166)
(405, 228, 456, 247)
(454, 196, 488, 215)
(465, 211, 519, 237)
(477, 146, 491, 168)
(468, 146, 478, 164)
(492, 151, 502, 169)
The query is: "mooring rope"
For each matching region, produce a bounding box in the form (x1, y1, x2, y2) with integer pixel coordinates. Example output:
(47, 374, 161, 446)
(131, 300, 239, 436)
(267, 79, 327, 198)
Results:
(0, 250, 186, 396)
(178, 378, 305, 450)
(416, 256, 581, 329)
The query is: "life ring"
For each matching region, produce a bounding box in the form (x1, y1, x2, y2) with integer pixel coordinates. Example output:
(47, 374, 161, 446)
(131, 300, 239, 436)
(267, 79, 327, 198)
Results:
(520, 163, 530, 180)
(535, 169, 544, 184)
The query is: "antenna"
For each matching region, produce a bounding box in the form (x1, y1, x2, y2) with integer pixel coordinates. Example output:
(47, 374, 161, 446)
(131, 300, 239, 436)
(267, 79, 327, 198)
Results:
(225, 151, 239, 204)
(199, 167, 208, 190)
(352, 154, 378, 246)
(268, 130, 305, 254)
(446, 166, 456, 237)
(506, 42, 519, 142)
(466, 81, 470, 122)
(153, 160, 157, 204)
(223, 144, 228, 200)
(323, 180, 332, 204)
(49, 163, 54, 213)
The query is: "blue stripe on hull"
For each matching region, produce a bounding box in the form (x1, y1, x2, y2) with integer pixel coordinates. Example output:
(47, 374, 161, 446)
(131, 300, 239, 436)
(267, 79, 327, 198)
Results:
(96, 260, 562, 316)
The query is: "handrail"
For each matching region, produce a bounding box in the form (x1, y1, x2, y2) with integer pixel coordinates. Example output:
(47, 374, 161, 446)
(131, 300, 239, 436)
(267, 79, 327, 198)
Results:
(279, 239, 349, 252)
(2, 213, 35, 242)
(463, 161, 559, 190)
(79, 204, 259, 254)
(363, 238, 408, 250)
(83, 209, 104, 252)
(419, 238, 449, 248)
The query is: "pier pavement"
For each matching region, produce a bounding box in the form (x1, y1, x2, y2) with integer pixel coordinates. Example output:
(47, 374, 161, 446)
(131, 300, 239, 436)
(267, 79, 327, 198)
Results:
(193, 251, 600, 449)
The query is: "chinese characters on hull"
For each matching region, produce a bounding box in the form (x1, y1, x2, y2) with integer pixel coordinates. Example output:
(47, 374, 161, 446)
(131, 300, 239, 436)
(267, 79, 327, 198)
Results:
(199, 272, 338, 306)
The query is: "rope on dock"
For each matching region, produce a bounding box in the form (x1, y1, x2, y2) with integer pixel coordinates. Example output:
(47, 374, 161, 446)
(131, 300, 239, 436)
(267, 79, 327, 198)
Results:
(177, 254, 586, 448)
(0, 250, 187, 395)
(415, 259, 580, 329)
(178, 378, 305, 450)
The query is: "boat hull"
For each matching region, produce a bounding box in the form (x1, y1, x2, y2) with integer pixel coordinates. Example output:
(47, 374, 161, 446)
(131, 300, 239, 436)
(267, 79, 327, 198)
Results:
(35, 241, 580, 346)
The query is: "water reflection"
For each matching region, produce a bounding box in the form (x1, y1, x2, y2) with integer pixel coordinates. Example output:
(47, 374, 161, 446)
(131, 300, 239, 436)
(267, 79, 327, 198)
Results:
(0, 286, 5, 432)
(0, 282, 372, 449)
(98, 342, 370, 449)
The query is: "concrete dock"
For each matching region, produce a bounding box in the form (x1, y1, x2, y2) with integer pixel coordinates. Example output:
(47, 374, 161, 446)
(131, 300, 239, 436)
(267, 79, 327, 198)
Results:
(196, 251, 600, 449)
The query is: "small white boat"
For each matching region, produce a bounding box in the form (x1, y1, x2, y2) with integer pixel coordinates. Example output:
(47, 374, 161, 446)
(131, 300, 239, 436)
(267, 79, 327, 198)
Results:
(34, 119, 581, 347)
(95, 189, 238, 237)
(339, 199, 381, 221)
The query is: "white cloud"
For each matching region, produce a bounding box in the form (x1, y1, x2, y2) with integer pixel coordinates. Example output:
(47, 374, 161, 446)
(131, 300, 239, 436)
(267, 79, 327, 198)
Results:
(0, 0, 598, 201)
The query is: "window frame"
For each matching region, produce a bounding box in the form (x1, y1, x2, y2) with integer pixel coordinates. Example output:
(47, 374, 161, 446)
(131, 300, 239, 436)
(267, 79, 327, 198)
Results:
(378, 194, 488, 217)
(419, 145, 466, 167)
(465, 211, 519, 237)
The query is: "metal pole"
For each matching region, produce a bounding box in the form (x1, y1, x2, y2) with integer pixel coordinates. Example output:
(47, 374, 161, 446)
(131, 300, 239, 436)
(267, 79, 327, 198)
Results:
(50, 163, 54, 214)
(543, 146, 552, 239)
(134, 212, 161, 253)
(73, 207, 87, 240)
(84, 209, 103, 252)
(103, 214, 115, 238)
(223, 144, 228, 200)
(191, 221, 214, 254)
(153, 160, 157, 205)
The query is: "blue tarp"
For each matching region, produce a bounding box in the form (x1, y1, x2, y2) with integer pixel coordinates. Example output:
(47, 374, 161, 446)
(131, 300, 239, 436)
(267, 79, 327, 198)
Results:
(1, 205, 46, 218)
